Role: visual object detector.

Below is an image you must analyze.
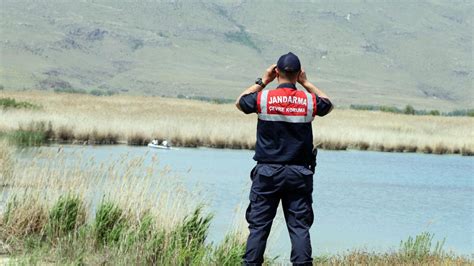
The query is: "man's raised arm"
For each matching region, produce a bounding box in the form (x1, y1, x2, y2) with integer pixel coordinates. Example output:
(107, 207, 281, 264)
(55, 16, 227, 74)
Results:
(235, 64, 277, 112)
(297, 68, 334, 115)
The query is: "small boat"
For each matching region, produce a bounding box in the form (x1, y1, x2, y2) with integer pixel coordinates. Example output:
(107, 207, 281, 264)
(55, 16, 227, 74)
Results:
(147, 143, 171, 149)
(148, 139, 171, 149)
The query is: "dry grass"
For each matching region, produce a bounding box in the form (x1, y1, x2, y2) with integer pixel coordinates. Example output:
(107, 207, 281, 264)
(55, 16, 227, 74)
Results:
(313, 250, 471, 265)
(0, 140, 15, 185)
(0, 145, 197, 232)
(1, 91, 473, 155)
(0, 143, 248, 264)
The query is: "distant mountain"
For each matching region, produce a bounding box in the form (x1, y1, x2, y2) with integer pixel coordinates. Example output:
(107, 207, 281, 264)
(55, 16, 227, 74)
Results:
(0, 0, 472, 109)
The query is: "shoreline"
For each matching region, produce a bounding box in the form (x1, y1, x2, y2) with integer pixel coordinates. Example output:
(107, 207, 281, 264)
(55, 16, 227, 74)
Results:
(5, 137, 474, 156)
(1, 91, 473, 156)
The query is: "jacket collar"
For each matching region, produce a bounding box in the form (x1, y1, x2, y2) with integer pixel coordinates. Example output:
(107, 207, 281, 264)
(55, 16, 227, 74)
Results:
(276, 82, 297, 89)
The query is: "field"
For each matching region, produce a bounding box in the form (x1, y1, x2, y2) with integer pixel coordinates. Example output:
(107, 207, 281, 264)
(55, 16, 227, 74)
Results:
(0, 141, 472, 265)
(1, 91, 473, 155)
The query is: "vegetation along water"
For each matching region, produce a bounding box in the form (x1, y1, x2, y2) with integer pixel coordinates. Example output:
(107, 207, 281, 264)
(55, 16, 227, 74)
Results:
(0, 142, 472, 264)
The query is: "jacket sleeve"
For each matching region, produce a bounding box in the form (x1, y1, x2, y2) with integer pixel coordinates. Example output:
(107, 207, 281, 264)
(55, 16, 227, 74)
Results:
(315, 96, 333, 117)
(239, 92, 258, 114)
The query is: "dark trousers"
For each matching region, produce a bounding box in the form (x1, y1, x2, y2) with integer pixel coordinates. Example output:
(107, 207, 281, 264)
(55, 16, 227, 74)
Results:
(243, 163, 314, 266)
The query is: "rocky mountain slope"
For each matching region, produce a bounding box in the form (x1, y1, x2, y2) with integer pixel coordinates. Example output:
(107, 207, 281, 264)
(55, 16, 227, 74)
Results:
(0, 0, 472, 109)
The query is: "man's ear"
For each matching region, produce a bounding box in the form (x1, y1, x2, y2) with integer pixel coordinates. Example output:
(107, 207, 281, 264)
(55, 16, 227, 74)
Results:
(275, 68, 280, 77)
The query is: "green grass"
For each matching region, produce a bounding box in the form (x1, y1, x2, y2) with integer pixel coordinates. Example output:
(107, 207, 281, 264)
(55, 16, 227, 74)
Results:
(46, 194, 85, 241)
(350, 104, 474, 117)
(89, 89, 117, 96)
(446, 109, 474, 117)
(176, 94, 234, 104)
(94, 200, 127, 245)
(0, 97, 40, 110)
(52, 86, 116, 97)
(1, 120, 119, 146)
(6, 121, 53, 146)
(8, 130, 47, 146)
(53, 87, 117, 96)
(53, 87, 87, 94)
(0, 196, 247, 265)
(212, 233, 247, 265)
(399, 232, 445, 261)
(0, 193, 470, 265)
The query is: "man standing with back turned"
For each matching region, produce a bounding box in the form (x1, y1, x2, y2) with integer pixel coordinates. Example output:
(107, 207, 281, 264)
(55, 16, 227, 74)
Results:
(236, 52, 333, 266)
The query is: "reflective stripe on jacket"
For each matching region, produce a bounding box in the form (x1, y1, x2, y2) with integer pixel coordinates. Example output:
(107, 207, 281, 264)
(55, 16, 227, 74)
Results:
(257, 88, 316, 123)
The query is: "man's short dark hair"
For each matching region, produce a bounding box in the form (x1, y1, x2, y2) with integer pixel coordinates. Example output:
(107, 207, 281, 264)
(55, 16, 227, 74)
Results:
(278, 69, 299, 81)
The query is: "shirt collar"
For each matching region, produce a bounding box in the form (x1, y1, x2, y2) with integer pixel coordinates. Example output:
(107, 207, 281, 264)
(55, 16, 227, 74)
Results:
(277, 82, 297, 89)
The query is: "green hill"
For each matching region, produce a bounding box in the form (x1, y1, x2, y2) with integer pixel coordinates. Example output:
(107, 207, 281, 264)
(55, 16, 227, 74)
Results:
(0, 1, 472, 110)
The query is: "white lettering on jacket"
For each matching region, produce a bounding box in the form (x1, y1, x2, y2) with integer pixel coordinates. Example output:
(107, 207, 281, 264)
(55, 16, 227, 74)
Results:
(268, 96, 307, 105)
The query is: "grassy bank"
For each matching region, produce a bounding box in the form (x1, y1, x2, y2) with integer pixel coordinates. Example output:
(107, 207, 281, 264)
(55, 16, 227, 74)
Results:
(1, 91, 473, 155)
(0, 140, 247, 264)
(1, 196, 246, 265)
(2, 197, 471, 265)
(0, 141, 472, 265)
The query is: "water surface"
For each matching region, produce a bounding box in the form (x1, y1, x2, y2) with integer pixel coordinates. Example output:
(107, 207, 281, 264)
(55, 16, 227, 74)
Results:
(10, 145, 474, 257)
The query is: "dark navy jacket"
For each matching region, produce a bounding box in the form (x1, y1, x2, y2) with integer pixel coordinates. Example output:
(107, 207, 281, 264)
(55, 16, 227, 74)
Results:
(239, 83, 332, 164)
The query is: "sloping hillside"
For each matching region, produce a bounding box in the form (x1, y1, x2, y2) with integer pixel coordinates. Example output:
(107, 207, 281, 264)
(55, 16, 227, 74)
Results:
(0, 1, 472, 109)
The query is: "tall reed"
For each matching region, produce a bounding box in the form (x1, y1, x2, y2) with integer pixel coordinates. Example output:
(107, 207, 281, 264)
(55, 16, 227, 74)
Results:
(0, 141, 247, 264)
(0, 140, 14, 185)
(1, 91, 472, 155)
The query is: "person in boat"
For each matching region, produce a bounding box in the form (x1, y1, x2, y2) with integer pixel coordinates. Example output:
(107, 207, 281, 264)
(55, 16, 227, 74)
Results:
(161, 140, 169, 147)
(235, 52, 333, 265)
(151, 139, 159, 145)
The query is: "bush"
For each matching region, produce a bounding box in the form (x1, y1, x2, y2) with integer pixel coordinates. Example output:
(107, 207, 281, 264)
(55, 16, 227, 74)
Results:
(46, 195, 85, 240)
(127, 132, 150, 146)
(1, 191, 471, 265)
(445, 109, 474, 117)
(175, 94, 233, 104)
(429, 110, 440, 116)
(9, 121, 53, 146)
(380, 106, 402, 113)
(53, 87, 87, 94)
(9, 130, 46, 146)
(349, 104, 378, 111)
(89, 89, 116, 96)
(399, 232, 445, 261)
(1, 197, 48, 239)
(350, 104, 474, 117)
(404, 105, 415, 115)
(349, 104, 403, 114)
(0, 98, 40, 110)
(56, 126, 74, 142)
(94, 201, 127, 245)
(212, 233, 246, 266)
(170, 206, 213, 264)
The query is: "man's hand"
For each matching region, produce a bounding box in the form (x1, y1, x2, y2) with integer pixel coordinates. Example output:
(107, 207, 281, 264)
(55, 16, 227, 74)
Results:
(262, 64, 277, 85)
(297, 68, 331, 100)
(235, 64, 276, 112)
(297, 68, 309, 86)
